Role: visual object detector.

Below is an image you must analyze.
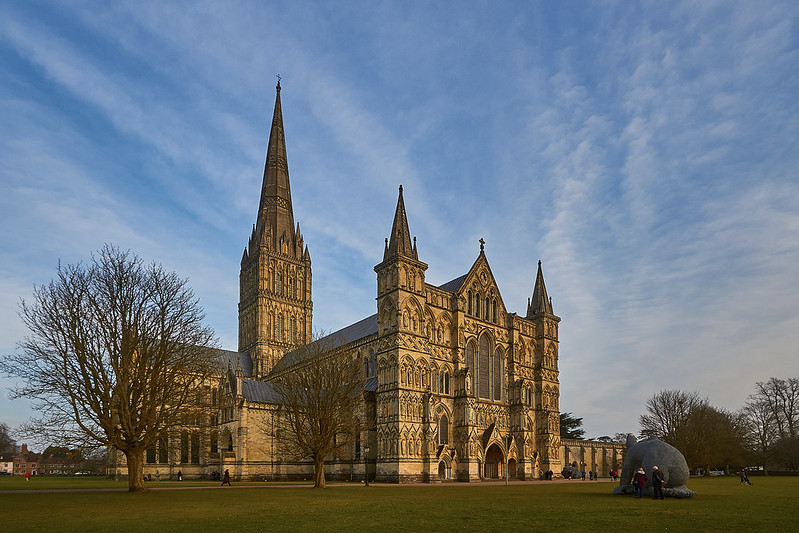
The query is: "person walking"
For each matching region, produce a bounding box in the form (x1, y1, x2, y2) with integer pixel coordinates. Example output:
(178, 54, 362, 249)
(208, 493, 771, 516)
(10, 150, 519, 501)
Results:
(221, 469, 232, 486)
(633, 467, 647, 498)
(177, 470, 182, 482)
(740, 468, 752, 486)
(652, 466, 665, 499)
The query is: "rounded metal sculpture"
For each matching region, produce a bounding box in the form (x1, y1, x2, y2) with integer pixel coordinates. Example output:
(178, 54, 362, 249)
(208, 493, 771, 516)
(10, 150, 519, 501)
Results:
(613, 435, 696, 498)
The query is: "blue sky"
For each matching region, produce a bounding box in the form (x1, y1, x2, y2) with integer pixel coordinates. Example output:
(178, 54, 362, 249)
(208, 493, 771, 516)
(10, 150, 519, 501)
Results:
(2, 0, 798, 441)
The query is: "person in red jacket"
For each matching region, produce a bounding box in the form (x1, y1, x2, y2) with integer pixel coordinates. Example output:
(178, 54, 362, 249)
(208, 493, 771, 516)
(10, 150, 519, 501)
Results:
(633, 467, 647, 498)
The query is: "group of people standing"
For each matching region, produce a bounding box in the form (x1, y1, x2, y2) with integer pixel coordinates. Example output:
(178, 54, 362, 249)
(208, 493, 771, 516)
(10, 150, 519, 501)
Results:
(632, 465, 665, 499)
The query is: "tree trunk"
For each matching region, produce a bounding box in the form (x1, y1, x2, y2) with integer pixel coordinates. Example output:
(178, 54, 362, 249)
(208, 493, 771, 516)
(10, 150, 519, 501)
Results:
(314, 456, 326, 488)
(125, 449, 147, 493)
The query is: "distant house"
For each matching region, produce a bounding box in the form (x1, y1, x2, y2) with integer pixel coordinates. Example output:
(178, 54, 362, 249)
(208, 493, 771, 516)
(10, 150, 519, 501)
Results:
(40, 455, 81, 475)
(13, 444, 39, 476)
(0, 453, 15, 474)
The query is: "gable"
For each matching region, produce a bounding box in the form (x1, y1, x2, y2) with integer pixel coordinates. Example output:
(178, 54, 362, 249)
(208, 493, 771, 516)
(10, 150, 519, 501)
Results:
(454, 253, 509, 320)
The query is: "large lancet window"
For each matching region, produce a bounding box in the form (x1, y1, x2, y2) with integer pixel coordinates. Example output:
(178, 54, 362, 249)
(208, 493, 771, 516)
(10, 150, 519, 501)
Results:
(437, 414, 449, 445)
(492, 348, 502, 401)
(478, 334, 490, 399)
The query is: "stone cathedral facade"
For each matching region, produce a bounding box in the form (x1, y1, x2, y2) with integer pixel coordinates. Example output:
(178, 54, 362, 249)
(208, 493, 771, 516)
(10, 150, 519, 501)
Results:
(118, 83, 624, 483)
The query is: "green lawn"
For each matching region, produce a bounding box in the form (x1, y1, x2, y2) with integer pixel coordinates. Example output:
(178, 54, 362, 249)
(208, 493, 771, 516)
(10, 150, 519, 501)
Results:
(1, 476, 797, 532)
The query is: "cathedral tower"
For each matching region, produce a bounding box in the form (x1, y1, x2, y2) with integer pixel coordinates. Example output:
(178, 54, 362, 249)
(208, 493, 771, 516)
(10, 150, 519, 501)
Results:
(374, 185, 428, 338)
(526, 260, 561, 466)
(239, 82, 313, 377)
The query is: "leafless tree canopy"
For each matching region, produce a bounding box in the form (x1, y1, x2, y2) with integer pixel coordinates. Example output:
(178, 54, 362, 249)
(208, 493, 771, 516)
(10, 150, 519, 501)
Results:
(639, 389, 744, 472)
(0, 422, 15, 454)
(271, 333, 365, 488)
(745, 378, 799, 469)
(1, 245, 218, 492)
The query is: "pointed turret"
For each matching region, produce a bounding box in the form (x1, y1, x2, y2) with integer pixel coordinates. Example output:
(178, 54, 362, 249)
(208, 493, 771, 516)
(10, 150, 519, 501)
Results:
(527, 260, 553, 316)
(384, 185, 417, 261)
(256, 80, 296, 250)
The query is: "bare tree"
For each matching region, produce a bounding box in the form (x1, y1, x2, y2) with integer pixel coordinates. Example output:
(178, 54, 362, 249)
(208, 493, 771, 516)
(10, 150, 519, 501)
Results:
(639, 390, 745, 472)
(270, 332, 364, 488)
(740, 395, 779, 472)
(1, 245, 217, 492)
(751, 378, 799, 469)
(0, 422, 15, 454)
(639, 389, 704, 445)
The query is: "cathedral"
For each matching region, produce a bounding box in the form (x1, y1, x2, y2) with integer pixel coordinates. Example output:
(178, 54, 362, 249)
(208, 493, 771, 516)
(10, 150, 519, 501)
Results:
(115, 82, 623, 483)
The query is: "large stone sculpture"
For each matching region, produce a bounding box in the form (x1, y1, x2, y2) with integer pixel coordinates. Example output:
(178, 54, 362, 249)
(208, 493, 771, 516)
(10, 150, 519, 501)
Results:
(613, 435, 695, 498)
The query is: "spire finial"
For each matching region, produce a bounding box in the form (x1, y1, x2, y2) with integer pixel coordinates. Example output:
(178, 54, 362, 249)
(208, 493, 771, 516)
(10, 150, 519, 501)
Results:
(276, 74, 281, 90)
(479, 238, 485, 252)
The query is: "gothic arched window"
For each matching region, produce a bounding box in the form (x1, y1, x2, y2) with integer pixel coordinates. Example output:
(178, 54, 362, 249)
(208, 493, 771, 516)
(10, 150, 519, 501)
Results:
(492, 349, 502, 401)
(438, 414, 449, 445)
(478, 334, 490, 399)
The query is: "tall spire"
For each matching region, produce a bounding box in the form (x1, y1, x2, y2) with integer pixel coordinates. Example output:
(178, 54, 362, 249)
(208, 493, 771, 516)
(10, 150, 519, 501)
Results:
(527, 260, 553, 316)
(384, 185, 417, 261)
(256, 80, 295, 248)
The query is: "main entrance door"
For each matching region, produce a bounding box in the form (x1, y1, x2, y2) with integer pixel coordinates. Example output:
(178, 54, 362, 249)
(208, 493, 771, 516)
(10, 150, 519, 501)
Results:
(484, 443, 504, 479)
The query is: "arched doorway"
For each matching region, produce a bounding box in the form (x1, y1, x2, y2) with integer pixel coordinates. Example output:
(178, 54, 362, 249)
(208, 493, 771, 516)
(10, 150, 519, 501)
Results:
(508, 458, 517, 479)
(484, 443, 504, 479)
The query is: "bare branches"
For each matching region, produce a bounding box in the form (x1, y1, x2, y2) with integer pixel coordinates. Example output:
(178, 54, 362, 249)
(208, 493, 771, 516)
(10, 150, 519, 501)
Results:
(747, 377, 799, 469)
(1, 245, 218, 492)
(639, 390, 744, 471)
(270, 332, 365, 488)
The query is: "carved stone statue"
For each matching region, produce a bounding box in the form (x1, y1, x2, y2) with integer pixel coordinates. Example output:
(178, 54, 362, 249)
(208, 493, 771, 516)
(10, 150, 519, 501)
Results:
(613, 435, 695, 498)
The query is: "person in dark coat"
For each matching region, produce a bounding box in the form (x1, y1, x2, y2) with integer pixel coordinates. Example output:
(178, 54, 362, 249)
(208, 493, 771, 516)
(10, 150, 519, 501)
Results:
(652, 465, 665, 499)
(221, 469, 231, 486)
(633, 467, 647, 498)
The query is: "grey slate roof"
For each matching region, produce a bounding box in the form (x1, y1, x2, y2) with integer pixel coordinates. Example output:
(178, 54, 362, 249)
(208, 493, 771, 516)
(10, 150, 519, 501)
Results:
(365, 376, 378, 392)
(270, 314, 379, 374)
(438, 273, 467, 293)
(240, 379, 281, 404)
(214, 348, 253, 378)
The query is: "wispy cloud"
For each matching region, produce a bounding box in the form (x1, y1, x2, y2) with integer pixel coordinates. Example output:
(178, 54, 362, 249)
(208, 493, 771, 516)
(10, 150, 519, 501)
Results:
(1, 0, 798, 438)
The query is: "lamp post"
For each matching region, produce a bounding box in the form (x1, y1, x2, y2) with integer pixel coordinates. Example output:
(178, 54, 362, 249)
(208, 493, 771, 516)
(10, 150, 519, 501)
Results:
(363, 444, 370, 486)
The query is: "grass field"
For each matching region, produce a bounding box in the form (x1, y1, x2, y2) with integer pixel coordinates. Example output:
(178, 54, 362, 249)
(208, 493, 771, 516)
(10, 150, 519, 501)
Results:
(1, 476, 797, 532)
